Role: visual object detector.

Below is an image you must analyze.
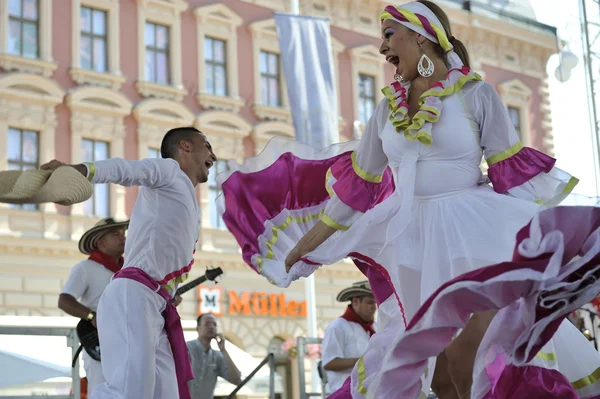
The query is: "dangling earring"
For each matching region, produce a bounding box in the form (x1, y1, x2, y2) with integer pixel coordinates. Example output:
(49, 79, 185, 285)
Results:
(417, 53, 434, 77)
(394, 74, 403, 82)
(417, 42, 434, 78)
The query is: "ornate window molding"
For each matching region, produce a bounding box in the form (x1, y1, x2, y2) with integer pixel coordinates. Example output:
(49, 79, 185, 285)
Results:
(66, 87, 132, 227)
(132, 98, 195, 163)
(349, 44, 386, 135)
(496, 78, 532, 147)
(70, 0, 125, 89)
(252, 121, 295, 153)
(0, 0, 56, 77)
(0, 73, 63, 219)
(135, 0, 188, 101)
(194, 4, 245, 113)
(249, 19, 291, 123)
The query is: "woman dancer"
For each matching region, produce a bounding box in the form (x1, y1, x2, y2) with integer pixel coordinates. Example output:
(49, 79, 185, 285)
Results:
(217, 1, 600, 398)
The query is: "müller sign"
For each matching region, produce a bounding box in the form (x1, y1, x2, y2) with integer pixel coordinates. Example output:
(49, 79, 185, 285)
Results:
(197, 286, 307, 317)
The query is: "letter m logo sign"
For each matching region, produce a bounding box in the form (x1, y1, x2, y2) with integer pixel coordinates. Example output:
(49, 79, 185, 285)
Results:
(198, 286, 223, 316)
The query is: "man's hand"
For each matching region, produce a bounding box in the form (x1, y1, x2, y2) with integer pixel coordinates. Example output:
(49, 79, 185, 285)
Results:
(40, 160, 87, 177)
(216, 333, 226, 352)
(40, 159, 68, 172)
(171, 295, 182, 307)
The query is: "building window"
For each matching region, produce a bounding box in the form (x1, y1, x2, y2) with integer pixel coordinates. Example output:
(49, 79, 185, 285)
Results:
(207, 160, 228, 229)
(80, 7, 107, 73)
(260, 51, 281, 107)
(7, 127, 39, 211)
(8, 0, 39, 58)
(145, 22, 170, 85)
(148, 147, 160, 158)
(358, 74, 376, 125)
(507, 106, 521, 139)
(204, 37, 228, 97)
(82, 139, 110, 218)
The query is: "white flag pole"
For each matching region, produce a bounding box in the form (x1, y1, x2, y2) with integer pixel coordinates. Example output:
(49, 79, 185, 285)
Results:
(288, 0, 320, 393)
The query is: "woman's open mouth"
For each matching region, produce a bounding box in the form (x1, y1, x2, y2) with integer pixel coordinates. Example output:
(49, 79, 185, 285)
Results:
(386, 55, 400, 66)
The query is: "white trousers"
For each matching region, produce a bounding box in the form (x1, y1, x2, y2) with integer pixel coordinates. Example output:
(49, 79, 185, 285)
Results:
(82, 351, 105, 394)
(90, 278, 178, 399)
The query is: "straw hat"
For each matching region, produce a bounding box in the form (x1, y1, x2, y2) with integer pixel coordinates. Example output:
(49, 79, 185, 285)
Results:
(336, 280, 373, 302)
(78, 217, 129, 255)
(0, 166, 92, 206)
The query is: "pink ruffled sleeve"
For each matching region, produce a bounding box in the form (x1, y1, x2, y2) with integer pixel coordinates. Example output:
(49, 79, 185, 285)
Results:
(322, 99, 395, 230)
(475, 82, 578, 205)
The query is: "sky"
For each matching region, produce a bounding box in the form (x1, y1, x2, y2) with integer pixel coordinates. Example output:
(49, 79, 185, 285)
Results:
(528, 0, 600, 197)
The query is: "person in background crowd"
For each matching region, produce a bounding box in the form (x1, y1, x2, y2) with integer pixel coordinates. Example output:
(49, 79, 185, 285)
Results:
(321, 281, 377, 392)
(187, 314, 243, 399)
(59, 218, 128, 394)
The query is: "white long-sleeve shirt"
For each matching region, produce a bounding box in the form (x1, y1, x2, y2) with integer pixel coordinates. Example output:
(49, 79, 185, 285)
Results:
(87, 158, 200, 295)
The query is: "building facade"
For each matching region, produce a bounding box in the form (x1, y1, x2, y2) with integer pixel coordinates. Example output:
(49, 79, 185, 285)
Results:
(0, 0, 558, 395)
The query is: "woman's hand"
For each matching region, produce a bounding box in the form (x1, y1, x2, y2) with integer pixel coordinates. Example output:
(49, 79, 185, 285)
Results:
(284, 221, 337, 272)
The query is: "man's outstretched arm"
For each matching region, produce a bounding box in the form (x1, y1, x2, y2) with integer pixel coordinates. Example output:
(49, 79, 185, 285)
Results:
(41, 158, 180, 189)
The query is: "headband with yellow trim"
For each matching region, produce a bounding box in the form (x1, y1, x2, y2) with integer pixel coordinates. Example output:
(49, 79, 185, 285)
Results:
(381, 5, 452, 52)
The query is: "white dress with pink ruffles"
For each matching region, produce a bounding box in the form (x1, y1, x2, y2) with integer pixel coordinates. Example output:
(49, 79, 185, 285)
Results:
(216, 67, 600, 399)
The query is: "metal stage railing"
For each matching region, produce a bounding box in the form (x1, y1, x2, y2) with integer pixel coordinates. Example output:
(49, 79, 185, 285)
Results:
(0, 325, 81, 399)
(226, 352, 276, 399)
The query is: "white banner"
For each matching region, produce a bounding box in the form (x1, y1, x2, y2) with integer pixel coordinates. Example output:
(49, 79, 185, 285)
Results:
(275, 13, 338, 148)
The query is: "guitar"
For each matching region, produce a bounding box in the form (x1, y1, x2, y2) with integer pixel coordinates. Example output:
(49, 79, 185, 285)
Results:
(71, 266, 223, 367)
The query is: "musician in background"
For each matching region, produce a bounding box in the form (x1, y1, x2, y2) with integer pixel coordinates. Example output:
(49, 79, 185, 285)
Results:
(187, 314, 242, 399)
(58, 218, 128, 393)
(321, 281, 377, 392)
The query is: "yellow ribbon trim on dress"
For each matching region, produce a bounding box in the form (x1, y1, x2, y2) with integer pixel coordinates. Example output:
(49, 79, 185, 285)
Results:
(563, 176, 579, 195)
(351, 152, 383, 183)
(572, 367, 600, 391)
(356, 356, 368, 395)
(486, 141, 524, 167)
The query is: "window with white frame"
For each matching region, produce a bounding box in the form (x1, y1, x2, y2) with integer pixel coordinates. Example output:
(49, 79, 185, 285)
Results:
(358, 74, 376, 125)
(80, 7, 107, 73)
(207, 159, 228, 229)
(260, 51, 281, 107)
(148, 147, 160, 158)
(249, 19, 290, 122)
(82, 138, 110, 218)
(204, 37, 227, 97)
(194, 3, 243, 113)
(144, 22, 170, 85)
(7, 127, 39, 211)
(349, 45, 385, 133)
(507, 106, 522, 139)
(8, 0, 39, 59)
(135, 0, 186, 101)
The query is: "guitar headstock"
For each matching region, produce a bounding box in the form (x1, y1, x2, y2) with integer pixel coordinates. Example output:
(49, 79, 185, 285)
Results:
(205, 266, 223, 283)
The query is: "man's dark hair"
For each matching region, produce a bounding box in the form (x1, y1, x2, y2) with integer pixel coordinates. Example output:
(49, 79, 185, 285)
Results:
(160, 126, 202, 159)
(196, 313, 214, 326)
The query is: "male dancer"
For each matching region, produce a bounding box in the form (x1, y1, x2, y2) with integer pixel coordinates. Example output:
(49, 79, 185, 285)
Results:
(41, 127, 216, 399)
(59, 217, 128, 393)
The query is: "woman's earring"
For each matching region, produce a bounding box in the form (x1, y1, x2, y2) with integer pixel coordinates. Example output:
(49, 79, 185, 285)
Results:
(417, 53, 434, 77)
(394, 74, 403, 82)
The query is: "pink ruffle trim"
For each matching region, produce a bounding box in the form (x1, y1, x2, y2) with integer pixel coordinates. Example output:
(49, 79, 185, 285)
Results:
(488, 146, 556, 193)
(330, 153, 395, 213)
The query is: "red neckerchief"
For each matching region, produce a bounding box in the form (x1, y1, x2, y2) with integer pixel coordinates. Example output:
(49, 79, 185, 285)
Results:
(88, 250, 123, 274)
(341, 305, 376, 336)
